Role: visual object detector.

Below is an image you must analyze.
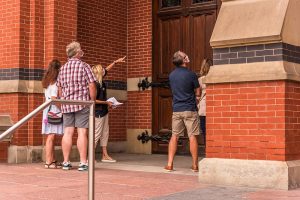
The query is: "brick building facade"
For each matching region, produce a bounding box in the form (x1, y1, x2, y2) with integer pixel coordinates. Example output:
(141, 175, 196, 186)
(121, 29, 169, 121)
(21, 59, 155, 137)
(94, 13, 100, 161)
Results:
(0, 0, 152, 162)
(1, 0, 300, 190)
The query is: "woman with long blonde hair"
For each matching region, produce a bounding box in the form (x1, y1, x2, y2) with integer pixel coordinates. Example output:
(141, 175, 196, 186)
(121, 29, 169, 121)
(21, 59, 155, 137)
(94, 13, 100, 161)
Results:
(92, 56, 126, 162)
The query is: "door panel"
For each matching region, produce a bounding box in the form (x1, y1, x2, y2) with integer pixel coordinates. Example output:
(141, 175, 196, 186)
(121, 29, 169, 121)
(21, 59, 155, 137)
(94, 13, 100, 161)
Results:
(152, 88, 173, 153)
(160, 18, 182, 78)
(152, 0, 220, 154)
(190, 12, 216, 74)
(158, 92, 173, 131)
(190, 14, 205, 73)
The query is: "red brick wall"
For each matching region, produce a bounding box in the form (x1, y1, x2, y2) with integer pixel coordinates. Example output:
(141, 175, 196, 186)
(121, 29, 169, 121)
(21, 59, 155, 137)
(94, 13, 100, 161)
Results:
(0, 0, 78, 162)
(128, 0, 152, 79)
(0, 0, 20, 69)
(77, 0, 127, 141)
(127, 91, 152, 129)
(54, 0, 77, 63)
(0, 93, 19, 161)
(206, 81, 286, 161)
(127, 0, 152, 129)
(0, 0, 153, 161)
(77, 0, 127, 82)
(286, 81, 300, 160)
(0, 94, 43, 146)
(0, 142, 9, 162)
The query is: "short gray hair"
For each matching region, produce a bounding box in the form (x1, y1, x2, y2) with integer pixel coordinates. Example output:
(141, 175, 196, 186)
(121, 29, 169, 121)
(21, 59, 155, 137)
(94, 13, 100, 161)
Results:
(66, 41, 81, 58)
(172, 51, 185, 66)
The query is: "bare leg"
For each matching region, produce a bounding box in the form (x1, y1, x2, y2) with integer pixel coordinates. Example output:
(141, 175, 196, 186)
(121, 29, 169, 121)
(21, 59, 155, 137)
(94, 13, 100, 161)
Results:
(102, 146, 114, 160)
(167, 135, 179, 167)
(62, 127, 74, 163)
(77, 127, 88, 163)
(45, 134, 55, 164)
(189, 135, 198, 168)
(102, 146, 108, 159)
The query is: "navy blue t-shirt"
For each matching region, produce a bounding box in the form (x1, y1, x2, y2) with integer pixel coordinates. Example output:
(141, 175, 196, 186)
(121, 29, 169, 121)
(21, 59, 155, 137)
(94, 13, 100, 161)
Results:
(169, 66, 200, 112)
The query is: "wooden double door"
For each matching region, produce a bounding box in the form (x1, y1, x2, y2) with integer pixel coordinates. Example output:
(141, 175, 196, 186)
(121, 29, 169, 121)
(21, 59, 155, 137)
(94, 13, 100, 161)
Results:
(152, 0, 220, 154)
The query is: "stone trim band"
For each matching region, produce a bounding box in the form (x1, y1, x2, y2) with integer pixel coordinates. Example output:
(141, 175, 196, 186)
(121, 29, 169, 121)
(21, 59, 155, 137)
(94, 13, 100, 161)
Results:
(105, 80, 127, 90)
(0, 68, 44, 81)
(0, 68, 127, 90)
(213, 43, 300, 65)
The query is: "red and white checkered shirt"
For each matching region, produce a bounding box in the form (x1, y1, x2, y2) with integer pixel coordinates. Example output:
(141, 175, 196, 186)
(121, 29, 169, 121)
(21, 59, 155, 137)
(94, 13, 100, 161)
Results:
(57, 58, 96, 113)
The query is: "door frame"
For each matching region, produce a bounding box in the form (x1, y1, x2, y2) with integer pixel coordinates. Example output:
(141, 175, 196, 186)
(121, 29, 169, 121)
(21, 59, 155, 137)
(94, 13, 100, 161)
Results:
(151, 0, 221, 154)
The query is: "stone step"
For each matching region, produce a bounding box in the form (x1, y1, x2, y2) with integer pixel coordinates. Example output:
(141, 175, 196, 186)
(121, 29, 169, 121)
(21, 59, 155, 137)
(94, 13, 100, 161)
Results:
(0, 115, 13, 142)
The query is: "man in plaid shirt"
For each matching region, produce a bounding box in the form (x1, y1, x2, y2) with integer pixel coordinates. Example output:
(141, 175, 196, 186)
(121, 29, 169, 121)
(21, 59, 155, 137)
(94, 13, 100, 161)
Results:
(57, 41, 96, 171)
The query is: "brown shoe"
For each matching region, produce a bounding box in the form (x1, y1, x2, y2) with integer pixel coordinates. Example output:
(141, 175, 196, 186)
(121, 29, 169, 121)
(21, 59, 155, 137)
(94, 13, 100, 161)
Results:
(164, 165, 173, 172)
(191, 166, 199, 172)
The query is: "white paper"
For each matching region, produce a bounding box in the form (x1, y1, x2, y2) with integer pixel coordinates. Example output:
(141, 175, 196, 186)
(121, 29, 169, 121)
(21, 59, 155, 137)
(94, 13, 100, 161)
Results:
(106, 97, 123, 109)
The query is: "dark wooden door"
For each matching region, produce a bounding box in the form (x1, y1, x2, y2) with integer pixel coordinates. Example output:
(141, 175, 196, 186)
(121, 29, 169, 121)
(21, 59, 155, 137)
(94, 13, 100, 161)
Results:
(152, 0, 220, 154)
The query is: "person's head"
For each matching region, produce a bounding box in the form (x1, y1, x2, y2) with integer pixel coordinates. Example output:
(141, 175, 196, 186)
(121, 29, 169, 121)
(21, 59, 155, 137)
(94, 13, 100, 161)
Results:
(200, 58, 212, 77)
(92, 64, 104, 84)
(172, 51, 190, 67)
(42, 59, 61, 88)
(66, 41, 84, 58)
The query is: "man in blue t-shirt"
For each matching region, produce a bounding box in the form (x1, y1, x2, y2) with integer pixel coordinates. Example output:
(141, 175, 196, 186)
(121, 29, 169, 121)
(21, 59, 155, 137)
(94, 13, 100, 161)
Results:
(165, 51, 200, 172)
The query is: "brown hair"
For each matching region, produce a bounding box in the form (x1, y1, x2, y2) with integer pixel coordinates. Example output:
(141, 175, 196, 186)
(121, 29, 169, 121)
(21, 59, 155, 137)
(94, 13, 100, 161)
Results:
(42, 59, 61, 88)
(200, 58, 212, 77)
(172, 50, 186, 66)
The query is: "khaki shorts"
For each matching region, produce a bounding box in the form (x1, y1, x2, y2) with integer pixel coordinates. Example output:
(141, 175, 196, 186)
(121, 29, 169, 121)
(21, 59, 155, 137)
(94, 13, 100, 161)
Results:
(63, 107, 90, 128)
(172, 111, 200, 137)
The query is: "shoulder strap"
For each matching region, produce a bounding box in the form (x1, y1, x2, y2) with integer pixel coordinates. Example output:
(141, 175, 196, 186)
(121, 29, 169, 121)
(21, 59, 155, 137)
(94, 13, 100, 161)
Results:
(199, 93, 206, 101)
(48, 104, 52, 112)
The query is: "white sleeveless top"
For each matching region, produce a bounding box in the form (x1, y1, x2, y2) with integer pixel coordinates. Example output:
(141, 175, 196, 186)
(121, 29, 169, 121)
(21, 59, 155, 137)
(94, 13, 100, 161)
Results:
(42, 83, 63, 134)
(197, 76, 206, 116)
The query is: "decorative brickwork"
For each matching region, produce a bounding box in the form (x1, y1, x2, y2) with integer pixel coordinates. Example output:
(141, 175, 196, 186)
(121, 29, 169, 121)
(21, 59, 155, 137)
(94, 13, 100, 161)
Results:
(105, 80, 127, 90)
(0, 67, 127, 90)
(0, 68, 45, 81)
(213, 43, 300, 65)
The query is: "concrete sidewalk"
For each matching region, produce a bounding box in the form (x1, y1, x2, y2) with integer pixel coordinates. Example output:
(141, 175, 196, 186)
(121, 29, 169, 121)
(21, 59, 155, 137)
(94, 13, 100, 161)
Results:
(1, 154, 300, 200)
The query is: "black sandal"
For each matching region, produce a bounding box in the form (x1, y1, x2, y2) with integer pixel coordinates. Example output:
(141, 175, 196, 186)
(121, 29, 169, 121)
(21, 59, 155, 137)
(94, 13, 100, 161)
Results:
(44, 161, 62, 169)
(53, 160, 62, 167)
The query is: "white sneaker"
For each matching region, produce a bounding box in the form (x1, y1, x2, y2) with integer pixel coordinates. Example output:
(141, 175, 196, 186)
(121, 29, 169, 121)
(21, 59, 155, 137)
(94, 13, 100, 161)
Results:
(78, 162, 88, 171)
(62, 161, 72, 170)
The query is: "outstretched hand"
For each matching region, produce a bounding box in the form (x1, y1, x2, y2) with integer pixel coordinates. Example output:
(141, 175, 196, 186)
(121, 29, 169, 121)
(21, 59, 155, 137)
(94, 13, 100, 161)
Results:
(114, 56, 126, 64)
(106, 56, 126, 71)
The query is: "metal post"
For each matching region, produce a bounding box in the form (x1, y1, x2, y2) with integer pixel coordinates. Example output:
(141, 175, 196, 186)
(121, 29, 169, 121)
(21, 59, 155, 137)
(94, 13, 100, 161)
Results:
(0, 99, 96, 200)
(88, 102, 95, 200)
